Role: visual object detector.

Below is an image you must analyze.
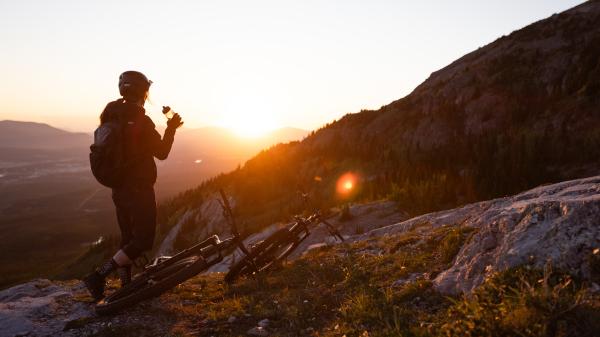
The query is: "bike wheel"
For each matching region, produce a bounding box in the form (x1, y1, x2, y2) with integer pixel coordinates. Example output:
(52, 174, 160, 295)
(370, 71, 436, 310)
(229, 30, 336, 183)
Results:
(224, 226, 306, 284)
(95, 255, 207, 315)
(224, 228, 286, 284)
(256, 237, 302, 270)
(224, 252, 254, 284)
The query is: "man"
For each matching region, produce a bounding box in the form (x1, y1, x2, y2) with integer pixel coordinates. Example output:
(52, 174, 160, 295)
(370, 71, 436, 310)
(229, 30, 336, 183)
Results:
(84, 71, 183, 300)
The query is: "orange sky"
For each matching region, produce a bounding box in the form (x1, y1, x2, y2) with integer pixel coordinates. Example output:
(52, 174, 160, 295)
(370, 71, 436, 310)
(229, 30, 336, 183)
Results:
(0, 0, 582, 135)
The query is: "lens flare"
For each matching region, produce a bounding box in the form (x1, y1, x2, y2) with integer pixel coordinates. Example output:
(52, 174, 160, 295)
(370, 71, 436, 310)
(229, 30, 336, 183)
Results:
(336, 172, 358, 197)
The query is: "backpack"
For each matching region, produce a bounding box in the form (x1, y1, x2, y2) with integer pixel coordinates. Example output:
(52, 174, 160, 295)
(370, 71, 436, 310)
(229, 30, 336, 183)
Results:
(89, 120, 126, 188)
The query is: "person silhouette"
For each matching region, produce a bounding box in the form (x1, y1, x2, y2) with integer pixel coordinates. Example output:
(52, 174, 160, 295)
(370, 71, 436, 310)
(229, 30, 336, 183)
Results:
(84, 71, 184, 301)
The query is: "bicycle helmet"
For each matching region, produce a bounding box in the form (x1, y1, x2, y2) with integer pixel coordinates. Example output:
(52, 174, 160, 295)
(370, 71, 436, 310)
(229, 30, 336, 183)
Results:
(118, 71, 152, 98)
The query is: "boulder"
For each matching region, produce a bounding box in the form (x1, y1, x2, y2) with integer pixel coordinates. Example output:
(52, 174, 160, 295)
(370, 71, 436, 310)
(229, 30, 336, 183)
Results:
(357, 175, 600, 295)
(0, 279, 94, 337)
(434, 175, 600, 294)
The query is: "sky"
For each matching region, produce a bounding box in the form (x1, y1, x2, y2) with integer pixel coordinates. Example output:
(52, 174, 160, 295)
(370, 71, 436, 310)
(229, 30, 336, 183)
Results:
(0, 0, 584, 135)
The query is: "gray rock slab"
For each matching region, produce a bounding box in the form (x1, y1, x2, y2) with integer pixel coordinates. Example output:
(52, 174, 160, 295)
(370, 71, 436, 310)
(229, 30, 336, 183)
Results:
(0, 279, 93, 337)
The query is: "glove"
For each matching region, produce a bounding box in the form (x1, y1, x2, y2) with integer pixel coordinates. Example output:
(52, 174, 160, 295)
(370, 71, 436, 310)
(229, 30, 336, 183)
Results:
(167, 113, 184, 129)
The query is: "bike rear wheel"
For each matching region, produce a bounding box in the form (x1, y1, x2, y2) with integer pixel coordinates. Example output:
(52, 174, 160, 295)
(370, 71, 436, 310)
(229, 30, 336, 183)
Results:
(95, 255, 208, 315)
(224, 225, 307, 284)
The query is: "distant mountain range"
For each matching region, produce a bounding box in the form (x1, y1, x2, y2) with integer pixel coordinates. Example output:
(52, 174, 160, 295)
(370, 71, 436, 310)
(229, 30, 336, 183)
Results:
(0, 119, 307, 159)
(0, 120, 90, 150)
(0, 119, 308, 197)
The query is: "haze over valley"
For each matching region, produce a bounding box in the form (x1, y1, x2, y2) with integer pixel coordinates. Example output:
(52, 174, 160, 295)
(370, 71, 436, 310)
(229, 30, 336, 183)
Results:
(0, 120, 307, 286)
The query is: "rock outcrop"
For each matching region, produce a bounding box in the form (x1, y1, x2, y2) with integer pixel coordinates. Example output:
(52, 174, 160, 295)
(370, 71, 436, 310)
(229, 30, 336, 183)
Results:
(157, 193, 233, 256)
(357, 175, 600, 295)
(0, 279, 93, 337)
(435, 175, 600, 294)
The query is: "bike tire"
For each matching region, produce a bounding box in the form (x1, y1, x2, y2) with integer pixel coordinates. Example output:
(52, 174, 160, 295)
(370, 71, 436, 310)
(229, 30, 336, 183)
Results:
(257, 237, 302, 270)
(95, 255, 208, 315)
(224, 252, 253, 284)
(224, 227, 289, 283)
(225, 226, 306, 283)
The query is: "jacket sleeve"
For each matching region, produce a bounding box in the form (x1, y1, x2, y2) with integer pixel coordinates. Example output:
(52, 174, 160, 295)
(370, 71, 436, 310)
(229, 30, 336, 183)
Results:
(146, 117, 176, 160)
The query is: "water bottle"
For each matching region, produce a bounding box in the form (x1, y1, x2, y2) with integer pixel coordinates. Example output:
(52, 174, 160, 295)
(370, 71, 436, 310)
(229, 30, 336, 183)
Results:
(162, 106, 175, 120)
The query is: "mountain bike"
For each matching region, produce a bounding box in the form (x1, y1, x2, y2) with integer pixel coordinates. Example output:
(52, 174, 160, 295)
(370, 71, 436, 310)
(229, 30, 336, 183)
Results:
(95, 190, 250, 315)
(224, 210, 344, 284)
(95, 190, 344, 313)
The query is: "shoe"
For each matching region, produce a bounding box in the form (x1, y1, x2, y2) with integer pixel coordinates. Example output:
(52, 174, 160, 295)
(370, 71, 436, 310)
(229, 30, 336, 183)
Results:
(117, 266, 132, 288)
(83, 271, 105, 301)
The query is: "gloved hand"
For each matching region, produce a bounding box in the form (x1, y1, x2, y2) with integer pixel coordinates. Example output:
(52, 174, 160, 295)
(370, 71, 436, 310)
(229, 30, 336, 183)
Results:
(167, 113, 184, 129)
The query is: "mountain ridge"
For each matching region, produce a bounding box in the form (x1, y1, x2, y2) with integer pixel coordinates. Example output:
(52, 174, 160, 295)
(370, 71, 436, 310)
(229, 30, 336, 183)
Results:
(154, 0, 599, 237)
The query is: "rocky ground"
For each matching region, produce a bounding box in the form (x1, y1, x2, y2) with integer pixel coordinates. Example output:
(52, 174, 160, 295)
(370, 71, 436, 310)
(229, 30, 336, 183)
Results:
(356, 175, 600, 294)
(1, 175, 599, 336)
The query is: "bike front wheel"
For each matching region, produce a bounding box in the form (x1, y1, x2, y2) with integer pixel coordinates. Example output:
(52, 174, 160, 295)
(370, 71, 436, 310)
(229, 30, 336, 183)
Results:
(95, 255, 207, 315)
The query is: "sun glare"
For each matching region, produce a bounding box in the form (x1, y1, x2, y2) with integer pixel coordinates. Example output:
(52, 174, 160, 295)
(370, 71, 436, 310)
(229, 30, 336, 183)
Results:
(218, 90, 281, 138)
(228, 118, 277, 138)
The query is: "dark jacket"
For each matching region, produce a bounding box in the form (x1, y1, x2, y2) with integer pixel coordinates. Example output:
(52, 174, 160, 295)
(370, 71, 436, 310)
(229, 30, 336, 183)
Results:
(101, 99, 176, 187)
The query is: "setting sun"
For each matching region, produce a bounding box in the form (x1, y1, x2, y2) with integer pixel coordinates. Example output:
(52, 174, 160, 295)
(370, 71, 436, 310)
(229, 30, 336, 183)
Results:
(227, 117, 277, 138)
(217, 90, 281, 138)
(344, 181, 353, 190)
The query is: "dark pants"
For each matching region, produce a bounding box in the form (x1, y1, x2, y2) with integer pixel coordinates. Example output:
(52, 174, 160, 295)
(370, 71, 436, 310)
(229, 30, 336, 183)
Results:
(112, 185, 157, 260)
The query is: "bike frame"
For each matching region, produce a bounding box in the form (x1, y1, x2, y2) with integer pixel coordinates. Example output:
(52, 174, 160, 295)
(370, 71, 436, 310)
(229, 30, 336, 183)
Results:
(142, 189, 251, 277)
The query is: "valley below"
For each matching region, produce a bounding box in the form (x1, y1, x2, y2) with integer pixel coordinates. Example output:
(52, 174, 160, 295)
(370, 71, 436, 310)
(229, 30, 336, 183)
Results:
(0, 123, 307, 289)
